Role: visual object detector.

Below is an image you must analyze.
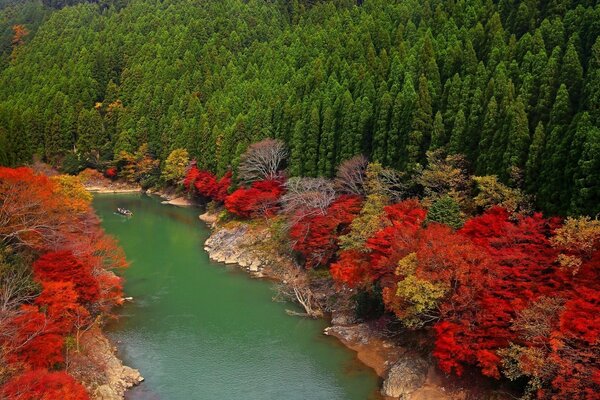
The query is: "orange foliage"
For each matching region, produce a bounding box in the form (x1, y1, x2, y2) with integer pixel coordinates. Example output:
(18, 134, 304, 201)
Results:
(1, 369, 89, 400)
(11, 24, 29, 47)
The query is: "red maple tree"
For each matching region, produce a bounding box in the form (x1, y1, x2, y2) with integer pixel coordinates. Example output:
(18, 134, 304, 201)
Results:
(1, 369, 89, 400)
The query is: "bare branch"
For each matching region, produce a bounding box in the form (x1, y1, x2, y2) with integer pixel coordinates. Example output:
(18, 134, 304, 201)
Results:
(282, 177, 336, 223)
(238, 139, 287, 184)
(334, 155, 368, 196)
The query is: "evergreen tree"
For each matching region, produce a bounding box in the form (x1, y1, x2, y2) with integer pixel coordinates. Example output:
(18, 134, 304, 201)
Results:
(372, 91, 392, 164)
(560, 36, 584, 105)
(429, 111, 445, 151)
(448, 109, 466, 156)
(502, 96, 530, 180)
(525, 122, 546, 193)
(407, 75, 433, 169)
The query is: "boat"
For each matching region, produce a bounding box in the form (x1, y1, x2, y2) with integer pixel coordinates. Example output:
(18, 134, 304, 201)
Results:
(116, 207, 133, 216)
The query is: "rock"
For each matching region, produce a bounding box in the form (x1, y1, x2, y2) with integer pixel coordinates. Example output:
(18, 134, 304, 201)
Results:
(94, 385, 116, 400)
(69, 325, 143, 400)
(249, 259, 261, 272)
(199, 212, 218, 225)
(331, 310, 356, 326)
(381, 355, 429, 399)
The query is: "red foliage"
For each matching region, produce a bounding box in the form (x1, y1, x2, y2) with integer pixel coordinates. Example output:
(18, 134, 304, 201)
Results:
(559, 287, 600, 345)
(184, 166, 231, 202)
(1, 370, 89, 400)
(35, 281, 90, 334)
(225, 179, 284, 218)
(194, 170, 219, 197)
(183, 165, 200, 191)
(331, 199, 429, 286)
(290, 195, 362, 268)
(383, 199, 428, 230)
(4, 306, 65, 369)
(0, 167, 64, 249)
(214, 171, 232, 202)
(330, 250, 369, 287)
(0, 167, 127, 391)
(33, 251, 100, 305)
(430, 208, 566, 378)
(104, 167, 117, 179)
(432, 321, 466, 376)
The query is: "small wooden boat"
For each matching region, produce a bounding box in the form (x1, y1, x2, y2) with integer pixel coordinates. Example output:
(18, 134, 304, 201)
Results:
(116, 207, 133, 216)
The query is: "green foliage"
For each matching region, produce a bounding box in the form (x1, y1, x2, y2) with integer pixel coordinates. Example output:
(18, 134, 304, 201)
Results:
(353, 284, 385, 321)
(0, 0, 598, 215)
(426, 195, 464, 229)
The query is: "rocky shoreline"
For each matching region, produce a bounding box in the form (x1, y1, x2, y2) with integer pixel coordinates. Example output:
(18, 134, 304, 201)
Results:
(200, 216, 461, 400)
(70, 326, 144, 400)
(88, 184, 489, 400)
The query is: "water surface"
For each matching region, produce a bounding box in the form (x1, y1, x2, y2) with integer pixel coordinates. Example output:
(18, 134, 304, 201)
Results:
(94, 193, 380, 400)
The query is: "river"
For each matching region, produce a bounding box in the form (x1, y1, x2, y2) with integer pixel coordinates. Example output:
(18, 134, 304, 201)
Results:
(93, 193, 381, 400)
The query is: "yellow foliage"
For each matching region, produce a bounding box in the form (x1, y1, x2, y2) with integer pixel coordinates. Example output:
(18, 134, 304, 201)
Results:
(162, 148, 190, 183)
(472, 175, 531, 216)
(339, 163, 390, 251)
(395, 252, 418, 276)
(51, 175, 92, 213)
(393, 253, 448, 328)
(551, 216, 600, 274)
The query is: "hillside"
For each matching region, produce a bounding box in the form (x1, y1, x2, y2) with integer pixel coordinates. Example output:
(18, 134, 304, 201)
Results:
(0, 0, 598, 215)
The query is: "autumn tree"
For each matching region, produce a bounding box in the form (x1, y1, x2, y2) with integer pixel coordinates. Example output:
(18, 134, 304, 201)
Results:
(1, 369, 89, 400)
(237, 139, 287, 184)
(333, 155, 368, 196)
(0, 167, 68, 249)
(338, 162, 389, 251)
(282, 177, 336, 221)
(225, 180, 284, 218)
(289, 194, 362, 268)
(161, 148, 190, 184)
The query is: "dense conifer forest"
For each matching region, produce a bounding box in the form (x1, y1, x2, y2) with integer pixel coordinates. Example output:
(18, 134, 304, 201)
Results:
(1, 0, 598, 216)
(1, 1, 600, 398)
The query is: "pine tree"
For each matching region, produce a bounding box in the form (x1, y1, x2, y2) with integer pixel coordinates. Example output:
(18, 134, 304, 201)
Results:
(407, 75, 433, 169)
(76, 108, 104, 156)
(372, 91, 392, 164)
(560, 36, 584, 105)
(305, 105, 321, 177)
(571, 125, 600, 216)
(448, 109, 466, 156)
(477, 97, 498, 175)
(525, 122, 546, 193)
(430, 111, 446, 151)
(318, 104, 335, 177)
(502, 96, 530, 180)
(539, 84, 571, 213)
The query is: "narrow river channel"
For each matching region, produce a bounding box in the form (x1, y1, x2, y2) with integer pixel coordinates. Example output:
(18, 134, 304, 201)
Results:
(93, 193, 381, 400)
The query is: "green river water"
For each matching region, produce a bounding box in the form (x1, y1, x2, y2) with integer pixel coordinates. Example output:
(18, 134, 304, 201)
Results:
(93, 193, 381, 400)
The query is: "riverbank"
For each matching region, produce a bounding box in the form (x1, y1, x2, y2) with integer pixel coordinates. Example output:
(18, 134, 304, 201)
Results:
(200, 214, 479, 400)
(88, 184, 501, 399)
(69, 325, 144, 399)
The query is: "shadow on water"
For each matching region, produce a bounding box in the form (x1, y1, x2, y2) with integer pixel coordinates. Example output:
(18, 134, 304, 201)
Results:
(95, 193, 381, 400)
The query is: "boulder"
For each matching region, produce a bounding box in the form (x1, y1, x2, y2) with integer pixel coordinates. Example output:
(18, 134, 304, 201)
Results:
(381, 355, 429, 399)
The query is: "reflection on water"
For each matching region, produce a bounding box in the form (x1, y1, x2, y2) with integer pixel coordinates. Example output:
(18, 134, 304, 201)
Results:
(94, 194, 381, 400)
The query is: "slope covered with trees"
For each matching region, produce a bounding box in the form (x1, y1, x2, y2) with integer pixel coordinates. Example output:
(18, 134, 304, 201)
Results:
(181, 138, 600, 399)
(0, 0, 598, 215)
(0, 167, 127, 398)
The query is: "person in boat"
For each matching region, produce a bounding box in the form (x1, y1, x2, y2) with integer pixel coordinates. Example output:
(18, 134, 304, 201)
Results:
(117, 207, 133, 216)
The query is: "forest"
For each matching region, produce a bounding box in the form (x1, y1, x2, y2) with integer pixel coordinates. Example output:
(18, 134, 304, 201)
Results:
(0, 0, 598, 216)
(0, 166, 127, 399)
(182, 137, 600, 399)
(0, 0, 599, 398)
